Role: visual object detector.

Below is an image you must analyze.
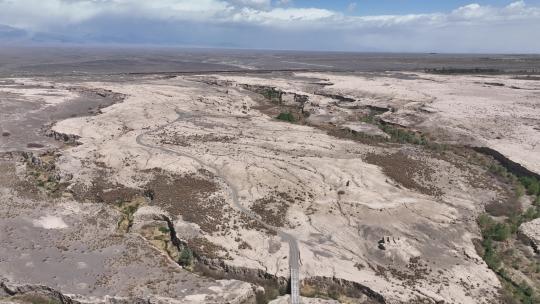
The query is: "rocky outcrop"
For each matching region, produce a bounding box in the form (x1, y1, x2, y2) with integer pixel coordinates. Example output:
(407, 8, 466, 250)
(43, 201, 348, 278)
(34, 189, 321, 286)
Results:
(315, 92, 356, 103)
(518, 219, 540, 254)
(302, 277, 386, 304)
(0, 281, 156, 304)
(68, 87, 127, 103)
(42, 87, 127, 146)
(0, 280, 209, 304)
(196, 257, 289, 289)
(0, 281, 78, 304)
(131, 209, 280, 301)
(44, 129, 81, 145)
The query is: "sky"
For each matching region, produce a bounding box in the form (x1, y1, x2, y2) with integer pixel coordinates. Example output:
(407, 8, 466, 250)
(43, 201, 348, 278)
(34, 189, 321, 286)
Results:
(0, 0, 539, 53)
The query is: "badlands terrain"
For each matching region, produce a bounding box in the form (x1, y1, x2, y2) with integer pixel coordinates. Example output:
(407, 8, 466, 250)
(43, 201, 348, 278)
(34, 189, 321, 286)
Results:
(1, 68, 540, 304)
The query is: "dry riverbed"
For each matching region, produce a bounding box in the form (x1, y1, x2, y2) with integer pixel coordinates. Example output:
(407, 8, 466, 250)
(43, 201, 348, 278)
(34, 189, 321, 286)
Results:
(1, 71, 539, 303)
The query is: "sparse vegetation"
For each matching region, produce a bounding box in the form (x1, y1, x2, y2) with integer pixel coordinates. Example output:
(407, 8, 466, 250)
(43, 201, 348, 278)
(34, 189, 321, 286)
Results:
(276, 112, 296, 123)
(519, 176, 540, 196)
(178, 247, 193, 268)
(477, 164, 540, 303)
(117, 198, 145, 233)
(379, 124, 428, 145)
(357, 114, 447, 149)
(23, 152, 66, 196)
(489, 163, 540, 203)
(478, 212, 540, 303)
(260, 87, 283, 103)
(158, 226, 170, 234)
(478, 214, 511, 242)
(359, 114, 377, 124)
(179, 247, 194, 267)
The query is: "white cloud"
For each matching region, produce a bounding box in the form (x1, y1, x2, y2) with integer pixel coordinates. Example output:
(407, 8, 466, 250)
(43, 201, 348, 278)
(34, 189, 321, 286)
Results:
(228, 0, 271, 10)
(508, 0, 526, 9)
(0, 0, 234, 29)
(275, 0, 291, 6)
(448, 1, 540, 23)
(0, 0, 538, 30)
(232, 7, 337, 26)
(0, 0, 538, 52)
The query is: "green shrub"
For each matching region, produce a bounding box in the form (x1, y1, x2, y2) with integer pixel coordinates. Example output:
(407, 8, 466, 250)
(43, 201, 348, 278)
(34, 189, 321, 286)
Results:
(478, 214, 511, 241)
(360, 115, 376, 124)
(276, 112, 295, 123)
(179, 247, 193, 267)
(523, 207, 540, 222)
(492, 223, 511, 241)
(261, 88, 282, 102)
(508, 213, 523, 234)
(528, 181, 540, 196)
(158, 226, 170, 234)
(519, 176, 540, 196)
(516, 184, 526, 197)
(482, 238, 501, 270)
(478, 213, 494, 230)
(489, 164, 512, 179)
(379, 124, 427, 145)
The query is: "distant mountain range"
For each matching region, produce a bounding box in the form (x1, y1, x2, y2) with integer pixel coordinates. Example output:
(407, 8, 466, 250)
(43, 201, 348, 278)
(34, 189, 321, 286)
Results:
(0, 24, 28, 41)
(0, 24, 78, 44)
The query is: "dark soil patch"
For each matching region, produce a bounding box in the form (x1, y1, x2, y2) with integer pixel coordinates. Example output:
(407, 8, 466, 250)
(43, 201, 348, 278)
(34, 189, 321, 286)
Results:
(238, 213, 276, 235)
(145, 169, 234, 234)
(364, 152, 443, 197)
(188, 237, 227, 259)
(485, 200, 522, 217)
(159, 132, 235, 147)
(325, 125, 387, 146)
(386, 257, 432, 288)
(1, 131, 10, 137)
(250, 191, 293, 227)
(71, 173, 141, 204)
(26, 143, 45, 148)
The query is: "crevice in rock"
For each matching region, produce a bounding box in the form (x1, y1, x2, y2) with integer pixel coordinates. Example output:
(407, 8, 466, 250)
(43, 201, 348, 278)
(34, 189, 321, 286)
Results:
(301, 276, 386, 303)
(471, 146, 540, 180)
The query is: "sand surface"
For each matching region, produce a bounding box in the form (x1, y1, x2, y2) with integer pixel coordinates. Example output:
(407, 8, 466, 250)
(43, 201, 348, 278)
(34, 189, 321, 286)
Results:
(48, 75, 506, 303)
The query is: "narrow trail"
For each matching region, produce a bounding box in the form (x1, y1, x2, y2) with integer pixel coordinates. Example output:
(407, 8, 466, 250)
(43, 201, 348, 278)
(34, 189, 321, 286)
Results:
(135, 110, 301, 304)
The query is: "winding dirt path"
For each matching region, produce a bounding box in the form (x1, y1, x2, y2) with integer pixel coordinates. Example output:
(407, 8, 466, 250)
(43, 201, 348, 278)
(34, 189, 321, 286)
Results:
(136, 110, 301, 304)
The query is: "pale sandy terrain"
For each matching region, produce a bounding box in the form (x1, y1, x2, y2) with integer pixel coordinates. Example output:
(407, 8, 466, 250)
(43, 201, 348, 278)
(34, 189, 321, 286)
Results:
(43, 75, 506, 303)
(295, 72, 540, 176)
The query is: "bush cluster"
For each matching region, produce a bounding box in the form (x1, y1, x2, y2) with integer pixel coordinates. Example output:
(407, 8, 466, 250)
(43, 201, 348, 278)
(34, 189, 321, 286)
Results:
(379, 124, 428, 145)
(179, 247, 194, 267)
(519, 176, 540, 196)
(261, 88, 283, 103)
(478, 214, 511, 242)
(489, 164, 540, 203)
(276, 112, 295, 123)
(477, 213, 540, 303)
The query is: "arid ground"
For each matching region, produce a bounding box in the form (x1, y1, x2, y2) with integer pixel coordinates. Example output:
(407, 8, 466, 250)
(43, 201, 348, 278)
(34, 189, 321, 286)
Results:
(1, 53, 540, 304)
